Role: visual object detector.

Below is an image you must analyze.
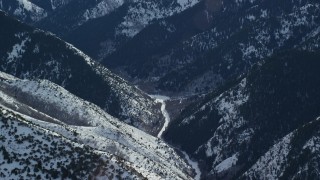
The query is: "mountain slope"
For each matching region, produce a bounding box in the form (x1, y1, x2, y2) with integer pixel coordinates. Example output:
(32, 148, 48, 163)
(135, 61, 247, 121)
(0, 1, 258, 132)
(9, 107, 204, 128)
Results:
(242, 118, 320, 180)
(103, 0, 320, 95)
(164, 50, 320, 179)
(5, 0, 320, 96)
(36, 0, 124, 35)
(0, 107, 142, 179)
(0, 11, 163, 135)
(29, 0, 73, 11)
(0, 0, 75, 23)
(0, 71, 195, 179)
(0, 0, 47, 23)
(36, 0, 200, 60)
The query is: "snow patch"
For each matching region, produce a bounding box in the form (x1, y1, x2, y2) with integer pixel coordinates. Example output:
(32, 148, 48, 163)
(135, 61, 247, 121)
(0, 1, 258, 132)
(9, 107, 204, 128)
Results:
(181, 151, 201, 180)
(14, 0, 47, 21)
(116, 0, 200, 37)
(214, 154, 238, 173)
(177, 0, 199, 7)
(7, 37, 30, 63)
(81, 0, 124, 25)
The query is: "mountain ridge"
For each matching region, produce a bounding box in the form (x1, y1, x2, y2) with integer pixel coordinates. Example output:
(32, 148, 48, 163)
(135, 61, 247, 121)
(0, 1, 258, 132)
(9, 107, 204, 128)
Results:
(164, 49, 320, 179)
(0, 10, 164, 135)
(0, 70, 195, 179)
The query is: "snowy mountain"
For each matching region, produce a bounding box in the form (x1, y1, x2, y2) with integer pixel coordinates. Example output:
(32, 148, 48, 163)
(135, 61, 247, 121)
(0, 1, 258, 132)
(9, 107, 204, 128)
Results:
(164, 50, 320, 179)
(103, 0, 320, 95)
(0, 11, 164, 135)
(2, 1, 320, 179)
(4, 0, 320, 95)
(0, 0, 48, 23)
(0, 107, 142, 179)
(0, 0, 75, 24)
(242, 118, 320, 180)
(35, 0, 124, 34)
(0, 71, 195, 179)
(35, 0, 200, 60)
(29, 0, 73, 11)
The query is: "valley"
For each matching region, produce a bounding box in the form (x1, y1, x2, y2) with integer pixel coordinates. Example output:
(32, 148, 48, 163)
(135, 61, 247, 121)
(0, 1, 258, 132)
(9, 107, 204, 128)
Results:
(149, 95, 171, 139)
(1, 0, 320, 179)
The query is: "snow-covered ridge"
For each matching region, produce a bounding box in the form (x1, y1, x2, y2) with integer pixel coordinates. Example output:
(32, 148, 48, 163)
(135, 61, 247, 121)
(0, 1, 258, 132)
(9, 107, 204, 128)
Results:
(0, 14, 164, 135)
(116, 0, 200, 37)
(0, 0, 48, 22)
(243, 118, 320, 179)
(0, 71, 17, 80)
(81, 0, 124, 25)
(244, 133, 294, 179)
(15, 0, 47, 21)
(143, 0, 320, 95)
(0, 71, 193, 179)
(0, 0, 76, 22)
(65, 41, 164, 133)
(0, 107, 141, 179)
(203, 78, 250, 174)
(177, 78, 250, 175)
